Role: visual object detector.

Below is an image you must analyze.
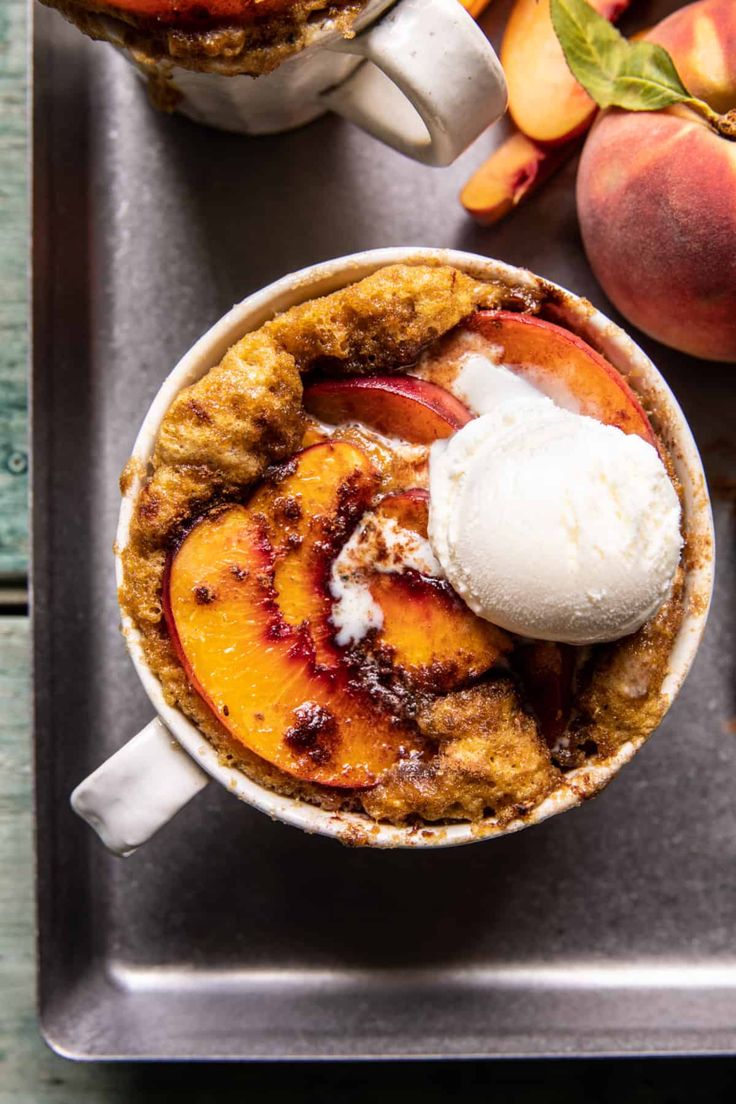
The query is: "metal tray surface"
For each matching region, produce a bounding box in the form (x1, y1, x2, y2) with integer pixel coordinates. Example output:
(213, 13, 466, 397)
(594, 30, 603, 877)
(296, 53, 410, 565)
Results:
(34, 0, 736, 1060)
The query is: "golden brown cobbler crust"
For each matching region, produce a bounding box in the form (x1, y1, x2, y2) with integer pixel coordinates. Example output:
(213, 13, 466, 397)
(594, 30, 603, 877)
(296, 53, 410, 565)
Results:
(119, 263, 685, 825)
(41, 0, 369, 77)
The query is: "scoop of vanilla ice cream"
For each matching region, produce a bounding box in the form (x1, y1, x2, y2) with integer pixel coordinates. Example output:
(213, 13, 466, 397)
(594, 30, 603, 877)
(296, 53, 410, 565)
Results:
(453, 352, 543, 412)
(428, 366, 682, 645)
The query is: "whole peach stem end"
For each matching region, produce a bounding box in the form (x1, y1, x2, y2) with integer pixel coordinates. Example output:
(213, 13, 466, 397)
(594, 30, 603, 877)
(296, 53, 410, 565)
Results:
(715, 108, 736, 141)
(687, 98, 736, 141)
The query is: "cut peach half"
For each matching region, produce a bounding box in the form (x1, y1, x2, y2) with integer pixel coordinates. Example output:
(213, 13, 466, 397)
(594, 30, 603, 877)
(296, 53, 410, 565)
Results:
(164, 443, 418, 788)
(468, 310, 657, 447)
(368, 491, 511, 691)
(303, 376, 473, 444)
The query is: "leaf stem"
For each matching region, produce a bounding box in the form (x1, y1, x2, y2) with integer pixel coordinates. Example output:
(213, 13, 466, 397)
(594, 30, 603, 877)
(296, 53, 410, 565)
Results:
(686, 98, 736, 141)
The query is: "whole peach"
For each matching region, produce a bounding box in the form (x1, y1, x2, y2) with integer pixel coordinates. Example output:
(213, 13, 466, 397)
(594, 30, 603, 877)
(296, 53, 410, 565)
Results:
(576, 0, 736, 362)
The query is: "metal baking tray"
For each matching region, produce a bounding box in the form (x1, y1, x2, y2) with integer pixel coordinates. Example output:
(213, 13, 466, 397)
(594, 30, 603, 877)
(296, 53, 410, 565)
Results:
(33, 0, 736, 1060)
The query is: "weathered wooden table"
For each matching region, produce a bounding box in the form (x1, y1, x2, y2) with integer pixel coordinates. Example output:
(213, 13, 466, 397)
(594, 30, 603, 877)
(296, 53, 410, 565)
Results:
(2, 0, 735, 1097)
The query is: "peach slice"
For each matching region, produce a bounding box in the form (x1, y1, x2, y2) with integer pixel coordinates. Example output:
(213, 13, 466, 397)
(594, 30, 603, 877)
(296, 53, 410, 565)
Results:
(249, 441, 378, 664)
(461, 130, 577, 225)
(108, 1, 314, 23)
(303, 376, 473, 444)
(468, 310, 657, 447)
(371, 573, 511, 691)
(164, 443, 418, 788)
(368, 491, 511, 691)
(373, 487, 430, 538)
(515, 642, 575, 747)
(501, 0, 630, 146)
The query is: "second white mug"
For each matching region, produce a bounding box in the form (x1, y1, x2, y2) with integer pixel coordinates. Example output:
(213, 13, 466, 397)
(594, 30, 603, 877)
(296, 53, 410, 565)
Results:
(116, 0, 507, 165)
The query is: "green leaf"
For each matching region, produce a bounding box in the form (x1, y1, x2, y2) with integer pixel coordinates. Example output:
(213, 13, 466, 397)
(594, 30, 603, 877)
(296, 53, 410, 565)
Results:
(550, 0, 692, 112)
(613, 42, 692, 110)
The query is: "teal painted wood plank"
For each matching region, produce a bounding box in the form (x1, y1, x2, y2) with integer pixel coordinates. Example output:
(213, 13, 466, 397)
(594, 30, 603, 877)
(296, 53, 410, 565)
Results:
(0, 0, 29, 579)
(0, 618, 38, 1099)
(0, 618, 133, 1101)
(0, 619, 143, 1101)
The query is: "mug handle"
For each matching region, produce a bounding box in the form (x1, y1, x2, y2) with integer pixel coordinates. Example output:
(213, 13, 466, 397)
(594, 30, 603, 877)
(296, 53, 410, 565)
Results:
(71, 717, 210, 856)
(322, 0, 507, 166)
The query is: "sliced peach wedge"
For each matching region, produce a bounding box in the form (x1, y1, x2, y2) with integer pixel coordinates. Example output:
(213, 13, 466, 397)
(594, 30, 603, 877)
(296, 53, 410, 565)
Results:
(371, 572, 511, 692)
(303, 376, 473, 444)
(164, 441, 420, 788)
(461, 130, 577, 226)
(250, 441, 378, 665)
(467, 310, 657, 447)
(367, 491, 511, 692)
(373, 487, 430, 538)
(501, 0, 631, 146)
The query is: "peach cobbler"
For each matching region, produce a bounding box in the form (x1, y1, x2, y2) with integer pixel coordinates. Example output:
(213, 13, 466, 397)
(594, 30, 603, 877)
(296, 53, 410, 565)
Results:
(40, 0, 370, 76)
(119, 263, 687, 827)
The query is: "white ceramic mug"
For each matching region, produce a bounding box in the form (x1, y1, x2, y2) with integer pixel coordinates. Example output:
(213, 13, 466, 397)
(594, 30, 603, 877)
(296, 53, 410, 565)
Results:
(72, 247, 715, 856)
(116, 0, 507, 165)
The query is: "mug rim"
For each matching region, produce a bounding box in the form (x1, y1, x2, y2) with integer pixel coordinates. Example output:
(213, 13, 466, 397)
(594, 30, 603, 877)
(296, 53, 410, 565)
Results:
(115, 247, 715, 849)
(233, 0, 399, 60)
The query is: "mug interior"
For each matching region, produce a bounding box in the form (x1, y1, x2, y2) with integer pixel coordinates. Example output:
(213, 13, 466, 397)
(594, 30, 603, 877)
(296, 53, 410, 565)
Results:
(116, 248, 715, 848)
